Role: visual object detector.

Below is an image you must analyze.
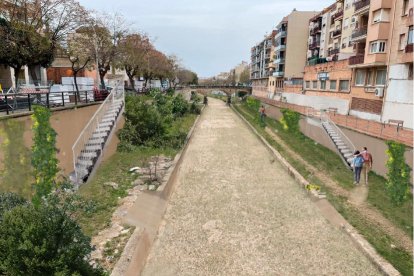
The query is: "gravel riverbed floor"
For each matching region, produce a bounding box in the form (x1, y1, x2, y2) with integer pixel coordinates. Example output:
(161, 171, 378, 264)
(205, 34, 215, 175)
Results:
(142, 98, 380, 276)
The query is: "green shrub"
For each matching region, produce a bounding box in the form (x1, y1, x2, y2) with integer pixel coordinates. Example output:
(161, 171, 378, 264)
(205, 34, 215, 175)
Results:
(385, 141, 411, 205)
(246, 96, 261, 112)
(0, 202, 103, 275)
(190, 102, 201, 114)
(280, 109, 301, 133)
(0, 193, 27, 222)
(171, 94, 189, 117)
(118, 96, 166, 149)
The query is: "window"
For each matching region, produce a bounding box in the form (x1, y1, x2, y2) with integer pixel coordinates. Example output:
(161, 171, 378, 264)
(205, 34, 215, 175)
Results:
(372, 9, 390, 23)
(403, 0, 409, 16)
(370, 40, 386, 53)
(312, 81, 317, 89)
(399, 34, 406, 50)
(339, 80, 349, 91)
(344, 18, 349, 29)
(330, 80, 337, 90)
(305, 81, 310, 89)
(355, 69, 366, 86)
(408, 26, 413, 45)
(366, 70, 375, 86)
(376, 69, 387, 86)
(320, 80, 326, 90)
(409, 64, 413, 80)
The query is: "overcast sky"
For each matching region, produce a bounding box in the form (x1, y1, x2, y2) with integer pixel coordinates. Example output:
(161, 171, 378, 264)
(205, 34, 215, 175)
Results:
(79, 0, 332, 78)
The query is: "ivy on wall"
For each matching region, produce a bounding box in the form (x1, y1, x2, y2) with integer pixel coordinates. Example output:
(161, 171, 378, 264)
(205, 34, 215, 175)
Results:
(31, 106, 59, 206)
(385, 140, 411, 205)
(280, 109, 301, 133)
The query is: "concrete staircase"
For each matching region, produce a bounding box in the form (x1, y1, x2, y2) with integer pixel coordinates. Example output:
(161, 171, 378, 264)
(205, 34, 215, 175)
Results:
(321, 116, 355, 169)
(72, 84, 125, 185)
(75, 100, 123, 182)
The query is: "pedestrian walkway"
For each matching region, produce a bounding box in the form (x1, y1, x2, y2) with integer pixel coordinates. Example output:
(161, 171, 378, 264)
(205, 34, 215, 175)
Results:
(142, 98, 380, 275)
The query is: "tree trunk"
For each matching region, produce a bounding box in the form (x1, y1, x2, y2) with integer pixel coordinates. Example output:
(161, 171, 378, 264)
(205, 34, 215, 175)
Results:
(13, 66, 22, 89)
(73, 70, 79, 100)
(99, 70, 106, 90)
(28, 66, 40, 86)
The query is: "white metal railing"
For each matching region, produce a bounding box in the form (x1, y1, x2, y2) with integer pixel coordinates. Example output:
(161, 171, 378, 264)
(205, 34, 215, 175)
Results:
(321, 111, 356, 155)
(72, 81, 124, 182)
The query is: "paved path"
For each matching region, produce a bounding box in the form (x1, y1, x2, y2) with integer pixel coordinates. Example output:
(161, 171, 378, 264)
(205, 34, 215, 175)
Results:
(142, 98, 380, 275)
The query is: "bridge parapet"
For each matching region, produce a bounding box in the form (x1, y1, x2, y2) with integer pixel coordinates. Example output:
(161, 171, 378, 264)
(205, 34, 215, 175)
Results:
(176, 85, 252, 96)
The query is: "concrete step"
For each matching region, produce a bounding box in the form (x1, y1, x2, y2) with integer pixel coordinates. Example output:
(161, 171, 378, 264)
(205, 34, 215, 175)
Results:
(344, 153, 353, 158)
(88, 137, 105, 144)
(347, 158, 353, 164)
(96, 126, 111, 132)
(76, 159, 93, 168)
(92, 131, 108, 139)
(340, 149, 352, 154)
(85, 144, 102, 151)
(79, 151, 98, 160)
(98, 121, 113, 128)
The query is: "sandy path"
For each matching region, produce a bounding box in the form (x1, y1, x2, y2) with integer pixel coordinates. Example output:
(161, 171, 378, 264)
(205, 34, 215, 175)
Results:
(142, 98, 379, 276)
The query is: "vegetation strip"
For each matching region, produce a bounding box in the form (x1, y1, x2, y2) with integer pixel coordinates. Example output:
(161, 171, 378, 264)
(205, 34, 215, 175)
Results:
(112, 101, 203, 275)
(232, 103, 410, 276)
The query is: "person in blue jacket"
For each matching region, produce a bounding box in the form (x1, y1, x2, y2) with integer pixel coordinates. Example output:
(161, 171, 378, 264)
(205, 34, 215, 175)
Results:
(352, 150, 365, 185)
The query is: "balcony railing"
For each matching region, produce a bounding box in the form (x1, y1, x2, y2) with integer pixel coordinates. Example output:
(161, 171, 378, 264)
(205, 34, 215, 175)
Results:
(332, 29, 342, 37)
(405, 44, 413, 53)
(310, 24, 321, 35)
(328, 48, 340, 56)
(274, 57, 285, 64)
(332, 9, 344, 20)
(276, 31, 287, 38)
(275, 44, 286, 51)
(309, 41, 321, 49)
(354, 0, 370, 12)
(307, 56, 328, 66)
(348, 55, 365, 65)
(351, 27, 368, 40)
(273, 71, 284, 77)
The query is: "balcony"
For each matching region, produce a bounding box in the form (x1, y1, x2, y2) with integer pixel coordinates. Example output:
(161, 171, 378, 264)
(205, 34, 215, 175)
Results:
(274, 57, 285, 64)
(332, 29, 342, 37)
(307, 56, 328, 66)
(275, 44, 286, 51)
(351, 27, 368, 41)
(273, 71, 284, 77)
(348, 55, 365, 65)
(405, 44, 413, 53)
(308, 41, 321, 50)
(275, 30, 287, 38)
(354, 0, 370, 14)
(265, 53, 271, 59)
(328, 48, 340, 56)
(332, 9, 344, 21)
(310, 24, 321, 35)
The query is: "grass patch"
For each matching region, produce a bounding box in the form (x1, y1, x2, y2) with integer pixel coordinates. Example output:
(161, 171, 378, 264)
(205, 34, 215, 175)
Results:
(77, 113, 197, 237)
(234, 103, 413, 275)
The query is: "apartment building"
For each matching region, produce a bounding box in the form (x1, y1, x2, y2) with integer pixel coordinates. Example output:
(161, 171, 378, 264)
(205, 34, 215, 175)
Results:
(382, 0, 413, 128)
(268, 10, 319, 97)
(250, 32, 276, 97)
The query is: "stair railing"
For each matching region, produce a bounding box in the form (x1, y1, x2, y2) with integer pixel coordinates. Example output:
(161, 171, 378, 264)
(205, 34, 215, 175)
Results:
(321, 111, 356, 156)
(72, 81, 124, 182)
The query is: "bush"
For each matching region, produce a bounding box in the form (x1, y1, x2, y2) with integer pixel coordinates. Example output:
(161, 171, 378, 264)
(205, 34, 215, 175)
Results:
(171, 94, 189, 117)
(0, 203, 103, 275)
(118, 96, 166, 149)
(280, 109, 301, 133)
(385, 141, 411, 205)
(0, 193, 27, 221)
(189, 102, 201, 115)
(246, 96, 261, 113)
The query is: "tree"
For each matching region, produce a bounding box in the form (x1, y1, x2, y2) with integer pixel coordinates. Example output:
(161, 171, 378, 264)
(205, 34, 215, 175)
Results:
(0, 203, 104, 275)
(83, 12, 128, 89)
(176, 69, 198, 86)
(66, 32, 94, 95)
(31, 106, 58, 206)
(239, 68, 250, 84)
(118, 33, 153, 90)
(143, 49, 170, 88)
(0, 0, 87, 85)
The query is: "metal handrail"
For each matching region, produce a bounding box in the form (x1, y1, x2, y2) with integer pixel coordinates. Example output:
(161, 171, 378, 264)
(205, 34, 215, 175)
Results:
(321, 111, 356, 154)
(71, 81, 124, 181)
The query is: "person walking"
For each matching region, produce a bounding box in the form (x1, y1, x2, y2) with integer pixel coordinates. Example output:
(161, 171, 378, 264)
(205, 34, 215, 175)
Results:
(259, 105, 266, 125)
(352, 150, 364, 185)
(361, 147, 373, 185)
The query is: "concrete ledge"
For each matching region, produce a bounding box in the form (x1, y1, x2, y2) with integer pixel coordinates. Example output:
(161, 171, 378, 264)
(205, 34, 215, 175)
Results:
(111, 106, 204, 276)
(231, 105, 401, 276)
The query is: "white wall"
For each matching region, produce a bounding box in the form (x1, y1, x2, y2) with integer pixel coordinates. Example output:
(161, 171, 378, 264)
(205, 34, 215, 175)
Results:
(349, 110, 381, 122)
(382, 64, 414, 129)
(282, 93, 350, 114)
